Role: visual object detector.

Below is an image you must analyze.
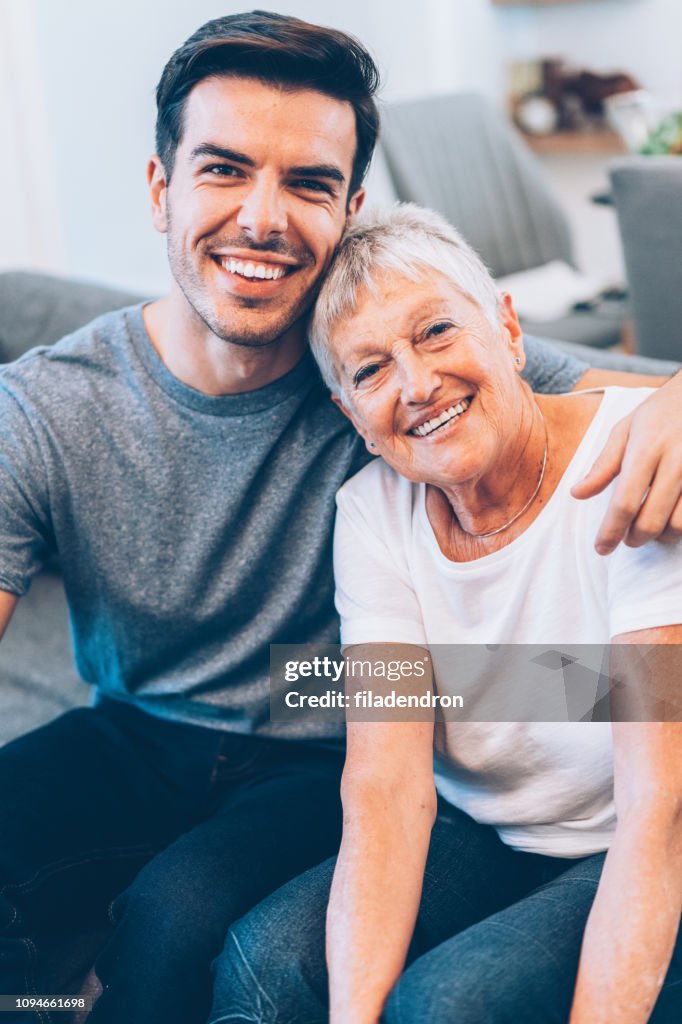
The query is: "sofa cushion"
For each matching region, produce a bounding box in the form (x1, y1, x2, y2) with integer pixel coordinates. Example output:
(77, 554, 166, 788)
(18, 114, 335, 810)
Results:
(0, 572, 84, 746)
(0, 271, 145, 362)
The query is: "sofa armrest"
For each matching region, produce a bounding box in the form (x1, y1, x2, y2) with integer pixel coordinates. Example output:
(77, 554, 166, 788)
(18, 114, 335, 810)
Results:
(548, 336, 679, 378)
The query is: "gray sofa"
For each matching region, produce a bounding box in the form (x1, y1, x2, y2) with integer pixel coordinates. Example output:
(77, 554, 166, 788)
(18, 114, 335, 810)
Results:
(0, 270, 679, 748)
(0, 273, 143, 745)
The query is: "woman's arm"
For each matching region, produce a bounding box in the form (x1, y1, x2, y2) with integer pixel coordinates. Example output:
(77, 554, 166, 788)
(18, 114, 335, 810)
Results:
(569, 625, 682, 1024)
(327, 649, 437, 1024)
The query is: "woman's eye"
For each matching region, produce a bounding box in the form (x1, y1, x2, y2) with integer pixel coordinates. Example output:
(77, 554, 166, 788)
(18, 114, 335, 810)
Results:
(353, 364, 380, 387)
(424, 321, 454, 339)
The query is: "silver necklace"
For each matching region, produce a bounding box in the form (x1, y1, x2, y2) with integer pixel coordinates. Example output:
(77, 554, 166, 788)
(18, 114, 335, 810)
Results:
(456, 406, 548, 539)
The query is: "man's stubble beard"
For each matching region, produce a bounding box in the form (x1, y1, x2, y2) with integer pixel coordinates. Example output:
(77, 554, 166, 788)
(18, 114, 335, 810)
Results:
(165, 214, 324, 349)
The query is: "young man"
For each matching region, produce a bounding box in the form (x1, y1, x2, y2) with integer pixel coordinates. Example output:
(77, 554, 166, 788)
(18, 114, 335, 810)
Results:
(0, 11, 680, 1024)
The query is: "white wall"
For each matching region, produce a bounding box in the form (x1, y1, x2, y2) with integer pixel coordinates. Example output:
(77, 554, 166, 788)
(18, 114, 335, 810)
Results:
(494, 0, 682, 96)
(0, 0, 63, 274)
(533, 0, 682, 101)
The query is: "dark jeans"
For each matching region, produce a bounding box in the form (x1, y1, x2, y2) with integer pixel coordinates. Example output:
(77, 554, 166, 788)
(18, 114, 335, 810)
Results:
(209, 800, 682, 1024)
(0, 698, 344, 1024)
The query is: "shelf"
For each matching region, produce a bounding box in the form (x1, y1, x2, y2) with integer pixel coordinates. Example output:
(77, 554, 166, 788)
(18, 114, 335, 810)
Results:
(524, 130, 627, 155)
(492, 2, 593, 6)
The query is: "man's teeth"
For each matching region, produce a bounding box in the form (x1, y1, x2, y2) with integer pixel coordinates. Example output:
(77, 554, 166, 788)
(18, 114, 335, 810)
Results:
(411, 399, 471, 437)
(220, 258, 287, 280)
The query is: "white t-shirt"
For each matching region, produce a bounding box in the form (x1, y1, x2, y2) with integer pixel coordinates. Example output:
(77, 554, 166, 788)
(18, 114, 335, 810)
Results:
(334, 388, 682, 857)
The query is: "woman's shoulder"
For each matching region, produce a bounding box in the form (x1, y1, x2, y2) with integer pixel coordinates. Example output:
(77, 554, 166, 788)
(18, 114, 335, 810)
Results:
(337, 456, 416, 507)
(335, 458, 421, 546)
(559, 386, 655, 479)
(580, 385, 655, 423)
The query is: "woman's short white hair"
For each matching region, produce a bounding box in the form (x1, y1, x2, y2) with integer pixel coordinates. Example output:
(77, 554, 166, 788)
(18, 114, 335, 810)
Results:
(310, 203, 503, 398)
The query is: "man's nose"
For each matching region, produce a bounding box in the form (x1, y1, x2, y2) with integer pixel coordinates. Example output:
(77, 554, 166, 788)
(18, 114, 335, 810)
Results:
(236, 177, 288, 241)
(399, 354, 442, 405)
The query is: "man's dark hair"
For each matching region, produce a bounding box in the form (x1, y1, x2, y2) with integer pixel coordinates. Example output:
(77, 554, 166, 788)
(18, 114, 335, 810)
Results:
(155, 10, 381, 198)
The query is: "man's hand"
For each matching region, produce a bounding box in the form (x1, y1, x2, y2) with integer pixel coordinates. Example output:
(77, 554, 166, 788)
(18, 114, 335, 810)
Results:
(0, 590, 18, 641)
(571, 373, 682, 554)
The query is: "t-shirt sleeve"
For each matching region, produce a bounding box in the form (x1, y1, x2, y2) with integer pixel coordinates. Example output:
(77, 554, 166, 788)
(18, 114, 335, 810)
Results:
(607, 536, 682, 637)
(0, 382, 54, 594)
(522, 334, 588, 394)
(334, 477, 427, 647)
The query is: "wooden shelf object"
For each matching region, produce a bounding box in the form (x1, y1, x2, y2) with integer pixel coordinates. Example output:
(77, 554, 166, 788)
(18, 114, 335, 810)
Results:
(524, 130, 627, 154)
(492, 1, 594, 6)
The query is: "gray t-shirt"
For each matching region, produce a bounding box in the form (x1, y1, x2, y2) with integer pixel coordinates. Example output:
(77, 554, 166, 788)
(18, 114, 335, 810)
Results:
(0, 305, 585, 738)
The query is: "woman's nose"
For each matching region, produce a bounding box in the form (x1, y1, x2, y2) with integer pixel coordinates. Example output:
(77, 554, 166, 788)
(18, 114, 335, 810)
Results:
(399, 356, 442, 405)
(236, 178, 288, 241)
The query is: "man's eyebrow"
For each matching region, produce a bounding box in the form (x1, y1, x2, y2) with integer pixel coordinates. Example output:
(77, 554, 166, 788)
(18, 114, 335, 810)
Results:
(188, 147, 345, 185)
(190, 144, 255, 166)
(289, 164, 346, 185)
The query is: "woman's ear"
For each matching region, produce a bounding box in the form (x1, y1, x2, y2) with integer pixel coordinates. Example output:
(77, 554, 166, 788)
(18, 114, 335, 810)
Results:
(331, 394, 377, 455)
(499, 292, 525, 373)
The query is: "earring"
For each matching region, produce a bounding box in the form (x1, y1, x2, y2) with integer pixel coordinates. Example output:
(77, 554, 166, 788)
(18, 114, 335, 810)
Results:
(369, 441, 376, 449)
(515, 357, 521, 365)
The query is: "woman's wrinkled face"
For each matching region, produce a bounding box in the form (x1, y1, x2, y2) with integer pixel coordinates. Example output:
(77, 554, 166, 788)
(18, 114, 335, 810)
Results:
(330, 271, 527, 488)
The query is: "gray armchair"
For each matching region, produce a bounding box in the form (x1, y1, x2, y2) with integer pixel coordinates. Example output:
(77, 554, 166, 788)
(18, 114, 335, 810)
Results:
(379, 92, 627, 349)
(609, 156, 682, 362)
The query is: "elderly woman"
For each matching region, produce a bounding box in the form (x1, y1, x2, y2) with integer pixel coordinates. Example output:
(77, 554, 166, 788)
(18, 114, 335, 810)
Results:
(209, 206, 682, 1024)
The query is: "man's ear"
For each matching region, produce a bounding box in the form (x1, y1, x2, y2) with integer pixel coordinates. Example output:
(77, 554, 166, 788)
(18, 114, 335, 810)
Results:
(346, 187, 365, 224)
(148, 155, 169, 234)
(499, 291, 526, 373)
(331, 393, 376, 454)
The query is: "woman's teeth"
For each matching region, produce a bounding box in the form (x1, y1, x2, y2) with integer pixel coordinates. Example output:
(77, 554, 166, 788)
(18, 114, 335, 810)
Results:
(220, 258, 287, 280)
(411, 398, 471, 437)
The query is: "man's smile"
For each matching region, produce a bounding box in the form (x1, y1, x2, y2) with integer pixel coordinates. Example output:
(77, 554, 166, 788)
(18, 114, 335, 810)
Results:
(210, 252, 306, 295)
(212, 249, 303, 278)
(221, 258, 288, 280)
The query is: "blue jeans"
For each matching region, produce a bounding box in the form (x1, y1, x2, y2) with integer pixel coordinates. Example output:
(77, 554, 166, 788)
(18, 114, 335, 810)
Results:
(209, 800, 682, 1024)
(0, 698, 344, 1024)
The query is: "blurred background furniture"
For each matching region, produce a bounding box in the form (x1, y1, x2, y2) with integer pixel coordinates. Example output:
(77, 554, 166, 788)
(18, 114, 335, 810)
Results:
(379, 92, 628, 348)
(609, 156, 682, 362)
(0, 272, 143, 745)
(0, 273, 143, 362)
(0, 270, 679, 748)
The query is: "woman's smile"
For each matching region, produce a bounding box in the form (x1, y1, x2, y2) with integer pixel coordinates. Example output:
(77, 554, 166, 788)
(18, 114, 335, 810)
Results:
(407, 396, 473, 439)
